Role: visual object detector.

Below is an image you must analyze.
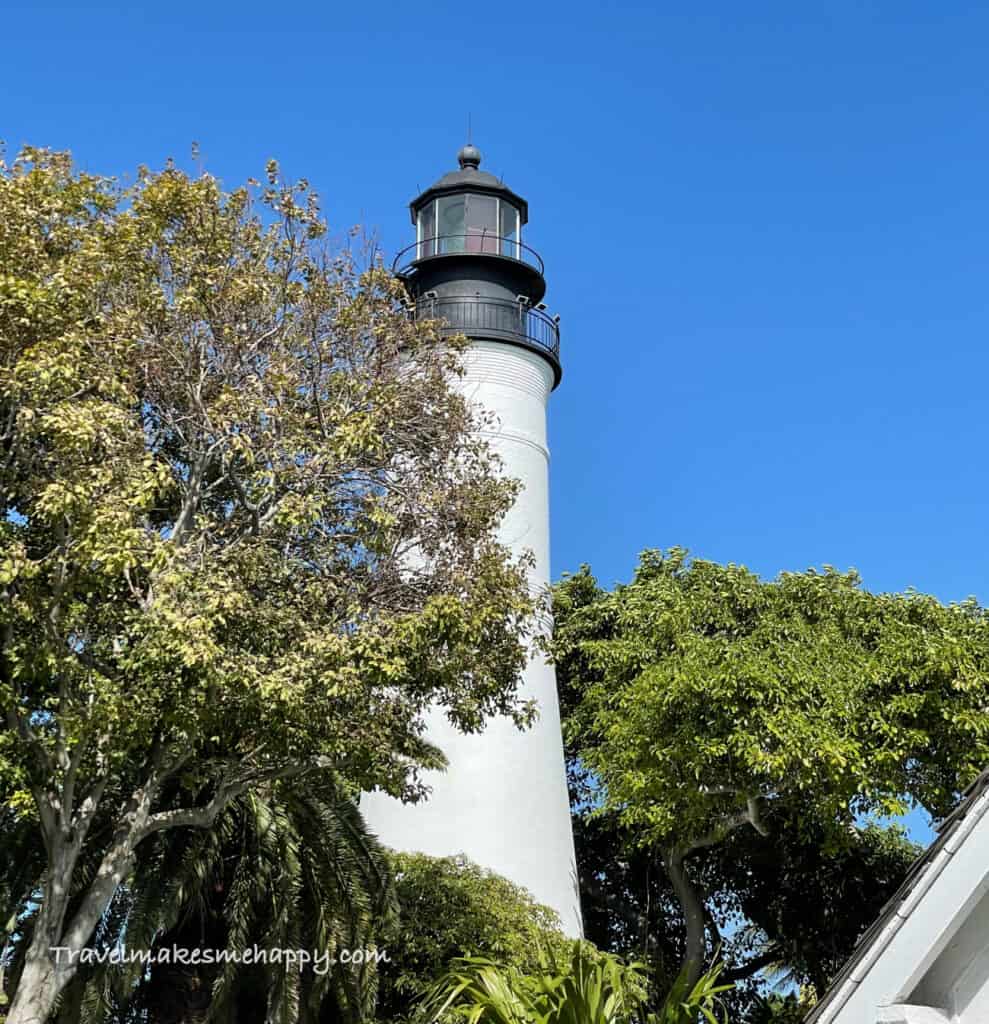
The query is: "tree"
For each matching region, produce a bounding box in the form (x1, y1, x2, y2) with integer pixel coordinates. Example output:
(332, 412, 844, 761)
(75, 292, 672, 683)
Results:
(568, 799, 919, 1016)
(552, 549, 989, 993)
(50, 774, 394, 1024)
(375, 852, 568, 1023)
(0, 146, 535, 1022)
(713, 817, 919, 1000)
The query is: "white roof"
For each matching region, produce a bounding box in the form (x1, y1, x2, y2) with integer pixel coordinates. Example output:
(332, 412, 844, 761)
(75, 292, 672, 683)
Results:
(806, 771, 989, 1024)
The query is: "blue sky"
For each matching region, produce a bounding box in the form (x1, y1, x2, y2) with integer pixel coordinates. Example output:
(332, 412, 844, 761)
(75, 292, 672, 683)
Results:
(5, 1, 985, 839)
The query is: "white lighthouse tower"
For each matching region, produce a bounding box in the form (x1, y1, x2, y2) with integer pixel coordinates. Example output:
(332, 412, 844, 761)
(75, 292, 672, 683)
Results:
(361, 145, 581, 936)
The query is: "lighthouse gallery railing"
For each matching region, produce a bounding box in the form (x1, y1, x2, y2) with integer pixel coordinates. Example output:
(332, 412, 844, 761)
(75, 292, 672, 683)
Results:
(410, 295, 560, 362)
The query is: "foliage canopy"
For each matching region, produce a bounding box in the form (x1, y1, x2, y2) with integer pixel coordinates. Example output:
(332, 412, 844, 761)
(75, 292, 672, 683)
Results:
(0, 146, 534, 1021)
(376, 852, 567, 1023)
(553, 548, 989, 993)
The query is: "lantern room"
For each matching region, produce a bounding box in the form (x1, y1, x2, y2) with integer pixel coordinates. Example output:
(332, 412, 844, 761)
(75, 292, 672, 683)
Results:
(415, 190, 521, 259)
(392, 144, 560, 386)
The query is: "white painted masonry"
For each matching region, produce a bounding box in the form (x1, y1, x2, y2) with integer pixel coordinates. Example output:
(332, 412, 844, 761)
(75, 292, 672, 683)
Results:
(362, 340, 582, 936)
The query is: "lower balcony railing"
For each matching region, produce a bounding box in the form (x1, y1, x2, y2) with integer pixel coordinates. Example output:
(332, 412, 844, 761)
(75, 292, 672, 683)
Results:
(412, 295, 560, 362)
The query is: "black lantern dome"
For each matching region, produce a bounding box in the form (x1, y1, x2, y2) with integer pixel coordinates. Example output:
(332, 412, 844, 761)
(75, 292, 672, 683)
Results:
(393, 146, 561, 387)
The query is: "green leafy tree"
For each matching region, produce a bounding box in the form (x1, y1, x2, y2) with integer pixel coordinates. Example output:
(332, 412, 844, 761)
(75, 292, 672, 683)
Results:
(376, 852, 568, 1023)
(568, 802, 919, 1016)
(0, 147, 535, 1023)
(553, 549, 989, 993)
(713, 818, 919, 1000)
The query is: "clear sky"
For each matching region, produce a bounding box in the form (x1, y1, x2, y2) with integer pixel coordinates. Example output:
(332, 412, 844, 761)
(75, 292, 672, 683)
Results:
(3, 3, 986, 834)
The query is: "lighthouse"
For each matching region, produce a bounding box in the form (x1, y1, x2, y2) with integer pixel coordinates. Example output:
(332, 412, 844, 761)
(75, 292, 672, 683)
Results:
(361, 145, 581, 936)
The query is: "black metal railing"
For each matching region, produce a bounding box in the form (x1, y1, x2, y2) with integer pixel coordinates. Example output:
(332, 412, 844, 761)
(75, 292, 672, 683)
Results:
(412, 295, 560, 362)
(393, 235, 545, 276)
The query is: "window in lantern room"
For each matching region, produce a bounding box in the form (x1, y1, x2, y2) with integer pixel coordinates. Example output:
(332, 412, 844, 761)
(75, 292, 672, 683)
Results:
(465, 195, 498, 253)
(500, 202, 520, 258)
(417, 202, 435, 259)
(437, 196, 465, 253)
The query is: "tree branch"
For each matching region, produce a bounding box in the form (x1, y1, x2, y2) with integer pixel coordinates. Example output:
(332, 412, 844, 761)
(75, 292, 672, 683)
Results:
(663, 847, 707, 992)
(721, 946, 784, 984)
(137, 761, 308, 839)
(663, 794, 772, 990)
(685, 794, 770, 855)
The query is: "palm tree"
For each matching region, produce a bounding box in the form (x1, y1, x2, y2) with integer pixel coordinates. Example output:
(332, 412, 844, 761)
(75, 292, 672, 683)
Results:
(69, 771, 395, 1024)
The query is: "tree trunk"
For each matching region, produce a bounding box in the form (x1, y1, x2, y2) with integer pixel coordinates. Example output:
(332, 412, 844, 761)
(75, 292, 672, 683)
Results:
(7, 950, 61, 1024)
(7, 857, 73, 1024)
(7, 834, 137, 1024)
(663, 847, 707, 992)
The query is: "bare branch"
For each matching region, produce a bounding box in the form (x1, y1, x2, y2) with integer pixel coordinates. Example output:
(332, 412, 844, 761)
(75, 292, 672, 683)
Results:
(137, 761, 308, 839)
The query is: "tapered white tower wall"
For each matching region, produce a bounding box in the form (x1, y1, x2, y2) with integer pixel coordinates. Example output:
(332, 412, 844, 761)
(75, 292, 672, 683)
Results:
(362, 144, 580, 936)
(362, 339, 580, 935)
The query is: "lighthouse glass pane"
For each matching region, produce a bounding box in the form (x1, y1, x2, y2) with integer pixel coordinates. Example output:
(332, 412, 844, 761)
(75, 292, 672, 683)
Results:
(500, 202, 519, 257)
(417, 202, 435, 258)
(466, 194, 498, 253)
(437, 196, 465, 253)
